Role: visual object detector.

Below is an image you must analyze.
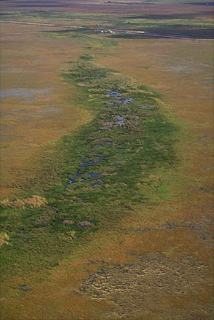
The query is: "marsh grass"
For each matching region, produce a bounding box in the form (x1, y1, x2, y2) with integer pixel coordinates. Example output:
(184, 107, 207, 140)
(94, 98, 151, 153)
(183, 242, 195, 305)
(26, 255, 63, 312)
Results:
(0, 196, 47, 209)
(120, 18, 214, 29)
(2, 9, 212, 43)
(0, 233, 10, 248)
(0, 59, 178, 280)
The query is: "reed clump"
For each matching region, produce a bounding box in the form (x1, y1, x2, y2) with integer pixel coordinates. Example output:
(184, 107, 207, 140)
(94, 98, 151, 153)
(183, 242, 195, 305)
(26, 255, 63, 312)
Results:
(0, 233, 9, 247)
(0, 195, 47, 209)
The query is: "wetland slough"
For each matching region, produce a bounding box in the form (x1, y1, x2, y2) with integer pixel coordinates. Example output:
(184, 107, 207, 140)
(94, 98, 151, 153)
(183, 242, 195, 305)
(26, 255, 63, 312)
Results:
(0, 59, 178, 279)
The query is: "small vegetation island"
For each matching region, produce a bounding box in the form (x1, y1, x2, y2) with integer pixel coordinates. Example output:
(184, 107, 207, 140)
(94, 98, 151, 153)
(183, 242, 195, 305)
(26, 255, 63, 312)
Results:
(0, 0, 213, 319)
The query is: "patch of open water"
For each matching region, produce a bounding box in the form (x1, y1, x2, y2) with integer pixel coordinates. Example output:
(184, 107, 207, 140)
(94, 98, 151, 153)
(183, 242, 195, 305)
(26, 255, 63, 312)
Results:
(114, 115, 125, 126)
(91, 182, 101, 187)
(106, 91, 120, 97)
(142, 105, 152, 110)
(0, 88, 52, 100)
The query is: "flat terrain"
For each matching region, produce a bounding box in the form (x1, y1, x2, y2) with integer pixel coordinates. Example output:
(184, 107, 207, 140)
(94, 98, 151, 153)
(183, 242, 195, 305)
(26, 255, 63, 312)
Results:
(1, 0, 214, 15)
(0, 23, 95, 198)
(0, 2, 213, 319)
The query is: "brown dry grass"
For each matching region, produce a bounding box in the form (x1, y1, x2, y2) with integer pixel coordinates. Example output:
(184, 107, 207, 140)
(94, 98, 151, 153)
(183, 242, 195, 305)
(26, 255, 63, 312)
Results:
(0, 195, 47, 209)
(0, 23, 93, 198)
(0, 233, 10, 248)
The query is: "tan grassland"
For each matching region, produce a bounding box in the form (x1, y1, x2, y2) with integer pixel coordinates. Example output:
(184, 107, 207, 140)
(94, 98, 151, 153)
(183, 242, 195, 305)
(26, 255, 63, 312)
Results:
(0, 23, 93, 198)
(98, 38, 214, 198)
(1, 23, 214, 320)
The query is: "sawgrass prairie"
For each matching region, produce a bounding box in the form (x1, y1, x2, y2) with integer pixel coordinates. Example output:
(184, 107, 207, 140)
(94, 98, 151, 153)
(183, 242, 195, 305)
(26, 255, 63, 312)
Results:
(0, 1, 214, 319)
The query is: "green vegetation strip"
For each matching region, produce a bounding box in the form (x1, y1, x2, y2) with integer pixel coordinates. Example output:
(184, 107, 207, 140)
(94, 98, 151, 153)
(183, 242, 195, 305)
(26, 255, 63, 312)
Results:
(0, 59, 178, 280)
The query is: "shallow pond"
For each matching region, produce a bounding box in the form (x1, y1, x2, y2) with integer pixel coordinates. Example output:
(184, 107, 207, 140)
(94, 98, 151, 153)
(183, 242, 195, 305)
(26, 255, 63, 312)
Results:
(0, 88, 52, 100)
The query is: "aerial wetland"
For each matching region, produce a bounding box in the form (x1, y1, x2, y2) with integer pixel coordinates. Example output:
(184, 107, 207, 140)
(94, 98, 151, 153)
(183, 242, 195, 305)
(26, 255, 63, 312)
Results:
(0, 1, 214, 319)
